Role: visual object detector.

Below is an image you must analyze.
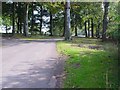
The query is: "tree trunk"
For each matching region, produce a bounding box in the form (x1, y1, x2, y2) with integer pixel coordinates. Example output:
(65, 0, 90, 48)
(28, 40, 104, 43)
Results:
(20, 22, 22, 34)
(88, 19, 90, 37)
(16, 3, 21, 34)
(23, 3, 29, 37)
(74, 14, 78, 36)
(65, 0, 71, 40)
(75, 26, 77, 36)
(96, 22, 100, 38)
(19, 3, 22, 34)
(63, 5, 66, 37)
(17, 18, 19, 33)
(31, 2, 34, 34)
(40, 5, 43, 35)
(102, 2, 109, 41)
(49, 11, 53, 36)
(6, 25, 8, 34)
(91, 18, 94, 38)
(12, 2, 15, 35)
(84, 21, 87, 37)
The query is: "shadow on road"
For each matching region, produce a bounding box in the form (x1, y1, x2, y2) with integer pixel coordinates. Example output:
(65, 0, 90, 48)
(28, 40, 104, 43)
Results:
(2, 57, 62, 88)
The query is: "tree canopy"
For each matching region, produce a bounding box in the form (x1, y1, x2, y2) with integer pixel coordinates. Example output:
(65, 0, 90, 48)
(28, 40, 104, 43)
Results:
(0, 1, 119, 41)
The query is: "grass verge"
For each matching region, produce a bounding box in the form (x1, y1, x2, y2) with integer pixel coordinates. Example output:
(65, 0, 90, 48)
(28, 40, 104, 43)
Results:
(3, 34, 63, 40)
(57, 37, 118, 88)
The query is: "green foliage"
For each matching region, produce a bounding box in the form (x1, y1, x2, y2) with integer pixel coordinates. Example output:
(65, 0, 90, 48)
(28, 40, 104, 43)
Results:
(2, 16, 11, 27)
(45, 2, 63, 14)
(0, 17, 2, 25)
(107, 2, 119, 40)
(2, 2, 12, 27)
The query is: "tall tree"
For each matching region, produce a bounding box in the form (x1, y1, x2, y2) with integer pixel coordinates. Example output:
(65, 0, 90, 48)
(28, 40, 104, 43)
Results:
(49, 11, 53, 36)
(18, 2, 23, 34)
(63, 4, 66, 36)
(74, 14, 78, 36)
(31, 2, 34, 34)
(102, 2, 109, 41)
(75, 26, 77, 36)
(40, 5, 43, 35)
(84, 21, 87, 37)
(96, 21, 100, 38)
(65, 0, 71, 40)
(16, 2, 22, 34)
(88, 19, 90, 37)
(91, 18, 94, 38)
(12, 2, 15, 35)
(23, 3, 29, 37)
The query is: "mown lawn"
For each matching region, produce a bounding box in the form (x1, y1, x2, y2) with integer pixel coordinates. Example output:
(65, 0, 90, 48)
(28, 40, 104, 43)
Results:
(57, 37, 118, 88)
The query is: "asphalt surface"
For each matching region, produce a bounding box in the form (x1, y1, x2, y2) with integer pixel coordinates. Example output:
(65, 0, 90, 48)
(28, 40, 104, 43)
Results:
(1, 39, 64, 88)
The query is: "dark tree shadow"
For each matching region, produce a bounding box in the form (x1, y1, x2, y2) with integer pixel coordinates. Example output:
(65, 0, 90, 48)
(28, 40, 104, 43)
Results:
(2, 57, 63, 88)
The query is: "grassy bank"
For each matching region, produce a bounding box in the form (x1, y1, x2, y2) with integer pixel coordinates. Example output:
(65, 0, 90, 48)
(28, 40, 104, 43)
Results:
(57, 38, 118, 88)
(2, 33, 63, 40)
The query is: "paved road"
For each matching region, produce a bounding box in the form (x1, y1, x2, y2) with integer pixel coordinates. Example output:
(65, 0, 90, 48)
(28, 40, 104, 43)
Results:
(1, 39, 64, 88)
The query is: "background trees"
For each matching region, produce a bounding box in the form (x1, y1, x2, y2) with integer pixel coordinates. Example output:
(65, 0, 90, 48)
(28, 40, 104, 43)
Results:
(1, 2, 119, 41)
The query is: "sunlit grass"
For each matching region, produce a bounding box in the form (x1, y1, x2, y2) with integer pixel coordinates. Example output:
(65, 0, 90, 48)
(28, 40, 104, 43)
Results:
(57, 38, 118, 88)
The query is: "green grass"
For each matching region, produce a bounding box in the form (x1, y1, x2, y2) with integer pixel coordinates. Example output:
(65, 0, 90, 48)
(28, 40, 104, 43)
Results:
(12, 34, 62, 40)
(57, 38, 118, 88)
